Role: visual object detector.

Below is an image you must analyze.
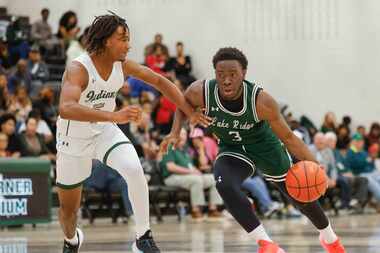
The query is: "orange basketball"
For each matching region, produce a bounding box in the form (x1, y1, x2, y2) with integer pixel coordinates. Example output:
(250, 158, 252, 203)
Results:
(285, 161, 328, 203)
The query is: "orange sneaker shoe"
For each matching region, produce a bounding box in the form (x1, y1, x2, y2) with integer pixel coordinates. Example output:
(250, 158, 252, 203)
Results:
(319, 235, 346, 253)
(257, 240, 286, 253)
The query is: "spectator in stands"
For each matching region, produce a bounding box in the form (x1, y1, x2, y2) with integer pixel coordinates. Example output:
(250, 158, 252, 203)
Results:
(113, 97, 139, 149)
(6, 17, 30, 65)
(242, 172, 283, 218)
(290, 119, 312, 145)
(309, 133, 338, 186)
(299, 115, 318, 139)
(31, 8, 53, 52)
(154, 93, 176, 135)
(160, 128, 223, 219)
(346, 133, 380, 207)
(369, 143, 380, 170)
(0, 113, 20, 157)
(202, 129, 219, 162)
(27, 45, 49, 97)
(18, 109, 53, 145)
(321, 111, 337, 133)
(66, 27, 89, 65)
(336, 124, 351, 150)
(144, 33, 169, 58)
(0, 39, 11, 69)
(32, 86, 57, 134)
(189, 128, 213, 173)
(366, 122, 380, 148)
(129, 101, 158, 160)
(341, 115, 353, 133)
(309, 132, 353, 210)
(126, 76, 158, 101)
(57, 11, 80, 49)
(8, 59, 32, 94)
(325, 132, 368, 212)
(357, 125, 366, 139)
(18, 116, 54, 161)
(146, 44, 167, 75)
(8, 86, 32, 123)
(0, 73, 10, 114)
(165, 42, 196, 88)
(0, 132, 11, 157)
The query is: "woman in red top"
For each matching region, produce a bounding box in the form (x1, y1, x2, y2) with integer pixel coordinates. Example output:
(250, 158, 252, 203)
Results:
(155, 95, 176, 135)
(145, 44, 167, 75)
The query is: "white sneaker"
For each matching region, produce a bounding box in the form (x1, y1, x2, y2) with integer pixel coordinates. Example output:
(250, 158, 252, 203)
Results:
(62, 228, 84, 253)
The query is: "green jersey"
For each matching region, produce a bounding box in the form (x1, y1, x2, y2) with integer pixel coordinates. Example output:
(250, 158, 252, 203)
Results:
(204, 79, 291, 178)
(205, 79, 280, 147)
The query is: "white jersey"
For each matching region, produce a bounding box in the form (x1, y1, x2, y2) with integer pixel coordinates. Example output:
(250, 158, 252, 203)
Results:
(57, 52, 124, 139)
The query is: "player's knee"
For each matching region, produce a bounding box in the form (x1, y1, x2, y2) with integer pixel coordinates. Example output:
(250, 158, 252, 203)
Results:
(215, 177, 236, 195)
(59, 203, 79, 217)
(125, 165, 144, 175)
(113, 160, 144, 177)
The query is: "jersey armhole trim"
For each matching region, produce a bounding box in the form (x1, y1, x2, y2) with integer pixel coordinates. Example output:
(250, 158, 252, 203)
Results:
(71, 59, 90, 92)
(252, 85, 263, 123)
(204, 79, 210, 115)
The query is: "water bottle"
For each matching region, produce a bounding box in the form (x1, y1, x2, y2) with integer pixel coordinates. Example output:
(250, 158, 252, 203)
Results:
(177, 202, 187, 221)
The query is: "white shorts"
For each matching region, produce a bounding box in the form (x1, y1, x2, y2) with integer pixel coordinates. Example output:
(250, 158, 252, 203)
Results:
(56, 123, 138, 188)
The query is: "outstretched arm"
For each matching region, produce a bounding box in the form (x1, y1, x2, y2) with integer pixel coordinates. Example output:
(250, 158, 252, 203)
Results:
(123, 59, 194, 117)
(256, 91, 318, 163)
(172, 80, 207, 134)
(160, 80, 210, 152)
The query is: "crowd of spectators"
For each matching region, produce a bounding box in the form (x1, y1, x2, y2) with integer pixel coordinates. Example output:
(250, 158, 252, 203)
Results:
(0, 7, 379, 222)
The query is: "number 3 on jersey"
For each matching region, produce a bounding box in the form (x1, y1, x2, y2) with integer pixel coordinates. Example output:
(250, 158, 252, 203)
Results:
(229, 131, 242, 142)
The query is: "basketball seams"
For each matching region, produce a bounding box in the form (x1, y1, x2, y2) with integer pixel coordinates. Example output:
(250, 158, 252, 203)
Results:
(302, 161, 311, 202)
(286, 181, 328, 189)
(288, 167, 302, 198)
(314, 165, 322, 196)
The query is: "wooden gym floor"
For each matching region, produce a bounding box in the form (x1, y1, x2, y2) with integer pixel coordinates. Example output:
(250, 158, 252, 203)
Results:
(1, 212, 379, 253)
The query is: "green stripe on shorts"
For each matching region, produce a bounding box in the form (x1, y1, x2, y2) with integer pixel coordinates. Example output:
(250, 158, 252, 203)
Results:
(56, 180, 84, 189)
(103, 141, 131, 164)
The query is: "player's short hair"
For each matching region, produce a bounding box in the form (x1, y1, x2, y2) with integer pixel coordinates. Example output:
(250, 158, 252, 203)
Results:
(85, 11, 129, 55)
(212, 47, 248, 70)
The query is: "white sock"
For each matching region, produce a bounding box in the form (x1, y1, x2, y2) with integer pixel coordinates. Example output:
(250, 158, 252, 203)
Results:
(65, 229, 78, 245)
(122, 168, 150, 238)
(108, 148, 150, 239)
(249, 224, 272, 243)
(319, 223, 338, 244)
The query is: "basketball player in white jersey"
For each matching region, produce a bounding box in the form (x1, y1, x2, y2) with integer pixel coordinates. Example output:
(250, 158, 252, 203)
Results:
(56, 13, 210, 253)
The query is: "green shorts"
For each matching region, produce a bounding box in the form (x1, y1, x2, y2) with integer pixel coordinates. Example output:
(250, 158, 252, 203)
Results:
(217, 142, 292, 182)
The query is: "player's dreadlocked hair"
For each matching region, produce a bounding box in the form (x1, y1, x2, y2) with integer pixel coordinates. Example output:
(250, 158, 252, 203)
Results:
(85, 11, 129, 55)
(212, 47, 248, 70)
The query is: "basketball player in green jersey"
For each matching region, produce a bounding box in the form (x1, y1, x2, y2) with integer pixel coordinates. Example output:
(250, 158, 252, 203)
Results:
(161, 47, 345, 253)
